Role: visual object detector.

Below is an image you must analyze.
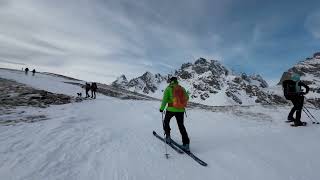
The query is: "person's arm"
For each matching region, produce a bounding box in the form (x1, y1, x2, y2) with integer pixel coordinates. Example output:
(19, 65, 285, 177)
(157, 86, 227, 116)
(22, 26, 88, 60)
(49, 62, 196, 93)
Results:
(299, 81, 310, 94)
(160, 87, 169, 111)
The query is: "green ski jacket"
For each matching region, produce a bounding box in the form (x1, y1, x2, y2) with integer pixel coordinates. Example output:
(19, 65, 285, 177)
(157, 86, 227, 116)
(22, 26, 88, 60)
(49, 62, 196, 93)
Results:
(160, 82, 189, 112)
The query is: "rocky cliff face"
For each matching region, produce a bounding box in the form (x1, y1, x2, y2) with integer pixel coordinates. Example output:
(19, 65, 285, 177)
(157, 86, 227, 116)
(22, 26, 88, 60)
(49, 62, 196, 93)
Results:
(111, 58, 282, 106)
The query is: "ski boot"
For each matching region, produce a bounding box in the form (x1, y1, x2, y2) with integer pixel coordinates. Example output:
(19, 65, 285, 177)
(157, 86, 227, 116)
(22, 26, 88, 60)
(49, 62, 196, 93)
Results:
(165, 134, 171, 144)
(182, 144, 190, 152)
(286, 116, 295, 123)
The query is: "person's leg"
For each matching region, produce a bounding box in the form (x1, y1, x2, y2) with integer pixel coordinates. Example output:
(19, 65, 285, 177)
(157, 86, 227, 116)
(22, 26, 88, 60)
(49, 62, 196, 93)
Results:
(288, 100, 296, 121)
(291, 96, 304, 125)
(295, 96, 305, 124)
(163, 111, 174, 138)
(175, 112, 190, 145)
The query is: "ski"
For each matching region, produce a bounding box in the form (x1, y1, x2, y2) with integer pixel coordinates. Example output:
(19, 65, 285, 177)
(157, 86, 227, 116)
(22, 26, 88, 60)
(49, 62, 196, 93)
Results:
(290, 122, 307, 127)
(153, 131, 184, 154)
(170, 138, 208, 167)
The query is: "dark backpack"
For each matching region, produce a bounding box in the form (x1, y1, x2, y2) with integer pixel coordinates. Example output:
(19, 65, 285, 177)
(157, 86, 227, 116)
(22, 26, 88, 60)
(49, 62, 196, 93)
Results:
(282, 80, 300, 100)
(91, 83, 97, 90)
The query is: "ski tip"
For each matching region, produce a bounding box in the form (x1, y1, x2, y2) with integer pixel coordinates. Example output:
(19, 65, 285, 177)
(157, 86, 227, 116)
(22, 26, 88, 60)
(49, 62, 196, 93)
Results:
(152, 131, 156, 135)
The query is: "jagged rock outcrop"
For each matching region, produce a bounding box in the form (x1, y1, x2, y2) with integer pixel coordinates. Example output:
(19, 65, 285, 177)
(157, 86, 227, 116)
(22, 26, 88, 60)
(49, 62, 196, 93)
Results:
(111, 75, 128, 89)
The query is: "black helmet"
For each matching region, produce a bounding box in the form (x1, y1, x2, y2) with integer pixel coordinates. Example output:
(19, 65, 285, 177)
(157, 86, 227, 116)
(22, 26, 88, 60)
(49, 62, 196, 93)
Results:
(169, 77, 178, 83)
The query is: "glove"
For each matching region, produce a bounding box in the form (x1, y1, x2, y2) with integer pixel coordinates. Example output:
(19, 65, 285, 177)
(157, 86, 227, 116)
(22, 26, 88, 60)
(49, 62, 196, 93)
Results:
(160, 109, 163, 113)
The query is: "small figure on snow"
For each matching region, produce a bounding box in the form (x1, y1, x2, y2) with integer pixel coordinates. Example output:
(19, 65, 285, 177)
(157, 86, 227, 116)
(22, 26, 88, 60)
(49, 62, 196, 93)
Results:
(91, 82, 98, 99)
(282, 73, 310, 126)
(160, 77, 190, 151)
(85, 83, 91, 98)
(32, 69, 36, 76)
(25, 68, 29, 75)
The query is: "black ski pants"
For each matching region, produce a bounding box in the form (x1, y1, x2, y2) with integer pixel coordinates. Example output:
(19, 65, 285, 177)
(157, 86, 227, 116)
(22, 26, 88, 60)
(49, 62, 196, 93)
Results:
(288, 95, 304, 124)
(91, 90, 96, 99)
(163, 111, 190, 145)
(85, 89, 90, 98)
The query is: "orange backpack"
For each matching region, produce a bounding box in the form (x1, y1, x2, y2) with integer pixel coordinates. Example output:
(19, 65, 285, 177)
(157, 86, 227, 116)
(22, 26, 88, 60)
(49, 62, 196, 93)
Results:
(172, 85, 188, 108)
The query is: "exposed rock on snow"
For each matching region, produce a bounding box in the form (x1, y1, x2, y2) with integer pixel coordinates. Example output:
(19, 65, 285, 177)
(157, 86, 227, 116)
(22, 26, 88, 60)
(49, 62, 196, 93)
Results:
(0, 77, 72, 125)
(0, 78, 71, 109)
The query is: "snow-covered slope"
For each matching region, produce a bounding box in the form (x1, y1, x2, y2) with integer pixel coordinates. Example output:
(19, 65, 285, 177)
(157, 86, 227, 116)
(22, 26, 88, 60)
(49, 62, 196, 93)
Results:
(1, 68, 320, 180)
(0, 68, 84, 96)
(111, 58, 281, 106)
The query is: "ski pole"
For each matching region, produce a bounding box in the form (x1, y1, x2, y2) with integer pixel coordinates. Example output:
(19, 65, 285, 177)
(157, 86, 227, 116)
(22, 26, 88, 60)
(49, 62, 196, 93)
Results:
(304, 107, 320, 124)
(162, 111, 169, 159)
(303, 108, 316, 124)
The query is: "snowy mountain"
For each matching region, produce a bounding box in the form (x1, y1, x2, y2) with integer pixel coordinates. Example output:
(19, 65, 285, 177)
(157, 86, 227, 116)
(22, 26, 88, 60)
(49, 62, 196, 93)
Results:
(278, 53, 320, 107)
(112, 58, 284, 106)
(111, 75, 129, 89)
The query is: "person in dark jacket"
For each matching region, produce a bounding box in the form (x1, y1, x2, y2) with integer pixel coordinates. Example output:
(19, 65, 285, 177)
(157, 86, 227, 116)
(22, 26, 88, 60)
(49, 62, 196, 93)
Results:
(91, 82, 98, 99)
(283, 73, 310, 126)
(32, 69, 36, 76)
(85, 83, 91, 98)
(25, 68, 29, 75)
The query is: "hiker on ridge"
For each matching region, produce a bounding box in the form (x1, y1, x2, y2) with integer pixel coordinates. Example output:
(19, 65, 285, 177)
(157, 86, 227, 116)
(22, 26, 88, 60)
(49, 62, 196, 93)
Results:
(85, 83, 91, 98)
(91, 82, 98, 99)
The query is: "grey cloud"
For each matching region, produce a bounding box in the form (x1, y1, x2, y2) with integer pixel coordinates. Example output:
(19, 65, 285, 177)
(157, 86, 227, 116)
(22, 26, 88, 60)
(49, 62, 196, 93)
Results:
(305, 10, 320, 39)
(1, 0, 320, 83)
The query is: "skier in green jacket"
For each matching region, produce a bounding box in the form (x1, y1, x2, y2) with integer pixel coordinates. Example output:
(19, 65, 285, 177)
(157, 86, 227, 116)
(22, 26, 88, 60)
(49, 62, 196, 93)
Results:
(160, 77, 190, 151)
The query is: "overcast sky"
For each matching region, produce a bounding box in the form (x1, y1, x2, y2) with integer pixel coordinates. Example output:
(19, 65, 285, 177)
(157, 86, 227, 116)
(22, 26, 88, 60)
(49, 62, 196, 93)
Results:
(0, 0, 319, 84)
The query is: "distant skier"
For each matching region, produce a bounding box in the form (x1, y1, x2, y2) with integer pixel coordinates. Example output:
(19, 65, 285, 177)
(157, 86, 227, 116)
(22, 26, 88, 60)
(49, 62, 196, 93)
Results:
(282, 73, 310, 126)
(160, 77, 190, 151)
(32, 69, 36, 76)
(25, 68, 29, 75)
(91, 82, 98, 99)
(85, 83, 91, 98)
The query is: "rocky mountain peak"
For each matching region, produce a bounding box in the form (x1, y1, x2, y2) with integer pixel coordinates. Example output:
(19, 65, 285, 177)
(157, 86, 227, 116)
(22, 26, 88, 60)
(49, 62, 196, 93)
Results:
(111, 57, 274, 105)
(140, 71, 153, 81)
(111, 75, 128, 88)
(176, 58, 229, 81)
(194, 57, 209, 65)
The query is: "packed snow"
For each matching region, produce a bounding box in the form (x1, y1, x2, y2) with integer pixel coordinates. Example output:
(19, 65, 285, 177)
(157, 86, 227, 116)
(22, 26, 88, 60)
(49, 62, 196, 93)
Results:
(1, 69, 320, 180)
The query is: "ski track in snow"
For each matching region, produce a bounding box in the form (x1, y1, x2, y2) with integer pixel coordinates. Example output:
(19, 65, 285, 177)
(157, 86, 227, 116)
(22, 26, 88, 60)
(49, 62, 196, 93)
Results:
(1, 69, 320, 180)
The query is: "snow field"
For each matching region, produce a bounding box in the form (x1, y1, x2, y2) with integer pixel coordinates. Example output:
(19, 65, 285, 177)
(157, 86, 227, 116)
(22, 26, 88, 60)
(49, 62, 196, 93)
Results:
(1, 69, 320, 180)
